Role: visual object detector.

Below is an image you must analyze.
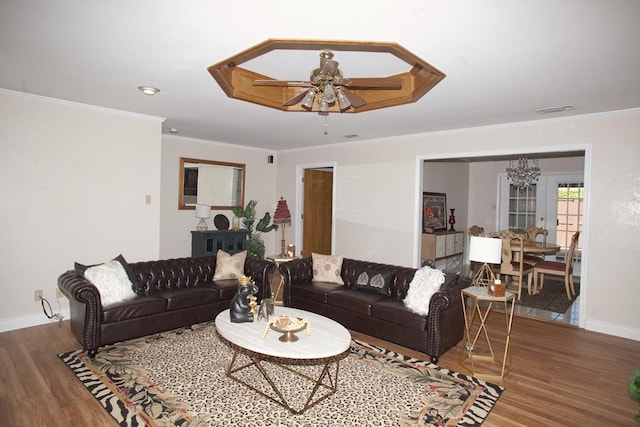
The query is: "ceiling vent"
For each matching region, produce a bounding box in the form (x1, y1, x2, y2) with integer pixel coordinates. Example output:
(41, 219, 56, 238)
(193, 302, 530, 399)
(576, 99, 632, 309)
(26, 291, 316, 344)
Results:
(535, 105, 575, 114)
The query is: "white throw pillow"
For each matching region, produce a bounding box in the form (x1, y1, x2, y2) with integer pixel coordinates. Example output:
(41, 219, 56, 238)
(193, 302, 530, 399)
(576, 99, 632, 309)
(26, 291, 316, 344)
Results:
(213, 250, 247, 280)
(84, 260, 138, 306)
(403, 266, 445, 316)
(312, 253, 344, 284)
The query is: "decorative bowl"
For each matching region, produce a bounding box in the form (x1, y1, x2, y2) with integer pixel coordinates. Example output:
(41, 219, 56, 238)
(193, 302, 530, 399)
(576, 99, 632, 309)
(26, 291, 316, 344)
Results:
(268, 316, 308, 342)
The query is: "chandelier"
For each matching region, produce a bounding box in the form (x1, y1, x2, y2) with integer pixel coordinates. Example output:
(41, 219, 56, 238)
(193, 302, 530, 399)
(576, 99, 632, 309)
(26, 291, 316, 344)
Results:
(506, 156, 541, 189)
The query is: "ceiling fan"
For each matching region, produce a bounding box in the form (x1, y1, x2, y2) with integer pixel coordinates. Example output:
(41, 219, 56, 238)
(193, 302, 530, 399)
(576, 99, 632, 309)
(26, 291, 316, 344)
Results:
(252, 51, 402, 114)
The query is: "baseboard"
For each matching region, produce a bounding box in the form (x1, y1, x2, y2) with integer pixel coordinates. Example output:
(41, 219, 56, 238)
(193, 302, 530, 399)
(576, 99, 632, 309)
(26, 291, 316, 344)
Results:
(586, 319, 640, 341)
(0, 308, 71, 333)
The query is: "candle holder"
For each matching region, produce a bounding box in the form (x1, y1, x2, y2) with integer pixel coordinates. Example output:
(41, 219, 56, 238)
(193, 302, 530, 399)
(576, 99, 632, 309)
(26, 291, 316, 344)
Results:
(448, 208, 456, 231)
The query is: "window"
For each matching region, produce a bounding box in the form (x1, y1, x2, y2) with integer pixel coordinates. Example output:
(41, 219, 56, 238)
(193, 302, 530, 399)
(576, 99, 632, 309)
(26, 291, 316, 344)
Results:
(507, 184, 537, 230)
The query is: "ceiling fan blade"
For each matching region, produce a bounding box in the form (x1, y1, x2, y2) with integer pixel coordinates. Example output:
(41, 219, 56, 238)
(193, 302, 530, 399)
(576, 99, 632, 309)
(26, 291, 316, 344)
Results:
(282, 89, 311, 106)
(253, 80, 313, 87)
(340, 87, 367, 108)
(344, 78, 402, 89)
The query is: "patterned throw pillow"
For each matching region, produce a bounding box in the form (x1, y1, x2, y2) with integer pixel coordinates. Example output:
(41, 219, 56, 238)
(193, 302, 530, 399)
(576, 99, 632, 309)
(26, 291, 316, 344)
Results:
(213, 250, 247, 280)
(355, 269, 393, 295)
(312, 253, 344, 284)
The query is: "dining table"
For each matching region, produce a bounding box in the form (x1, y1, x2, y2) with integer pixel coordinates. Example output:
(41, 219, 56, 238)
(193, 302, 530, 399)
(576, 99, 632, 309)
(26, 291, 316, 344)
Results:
(510, 241, 561, 256)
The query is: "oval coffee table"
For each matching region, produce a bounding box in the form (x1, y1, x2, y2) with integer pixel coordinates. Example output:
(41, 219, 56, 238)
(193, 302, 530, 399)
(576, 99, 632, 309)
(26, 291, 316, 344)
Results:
(215, 306, 351, 414)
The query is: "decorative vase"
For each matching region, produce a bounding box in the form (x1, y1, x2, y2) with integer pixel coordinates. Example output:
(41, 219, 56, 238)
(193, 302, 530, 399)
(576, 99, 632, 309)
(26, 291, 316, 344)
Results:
(448, 209, 456, 231)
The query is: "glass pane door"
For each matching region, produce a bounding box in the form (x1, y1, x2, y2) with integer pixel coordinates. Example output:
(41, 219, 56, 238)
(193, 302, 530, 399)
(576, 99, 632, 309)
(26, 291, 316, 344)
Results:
(555, 182, 584, 261)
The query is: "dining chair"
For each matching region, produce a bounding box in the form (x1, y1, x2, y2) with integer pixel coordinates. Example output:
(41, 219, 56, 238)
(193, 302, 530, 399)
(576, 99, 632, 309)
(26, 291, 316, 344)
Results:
(487, 231, 534, 300)
(523, 226, 549, 265)
(467, 225, 486, 278)
(468, 225, 485, 237)
(533, 231, 580, 299)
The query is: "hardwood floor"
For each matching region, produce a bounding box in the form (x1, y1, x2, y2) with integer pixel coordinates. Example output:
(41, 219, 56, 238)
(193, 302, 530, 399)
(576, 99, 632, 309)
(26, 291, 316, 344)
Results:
(1, 315, 638, 426)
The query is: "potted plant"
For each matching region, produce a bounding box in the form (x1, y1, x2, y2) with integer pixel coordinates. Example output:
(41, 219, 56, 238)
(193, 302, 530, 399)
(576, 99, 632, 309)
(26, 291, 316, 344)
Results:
(232, 200, 277, 259)
(629, 368, 640, 423)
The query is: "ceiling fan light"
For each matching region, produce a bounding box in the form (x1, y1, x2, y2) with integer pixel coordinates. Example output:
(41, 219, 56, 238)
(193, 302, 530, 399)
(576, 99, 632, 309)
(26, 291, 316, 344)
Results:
(301, 89, 316, 109)
(322, 84, 336, 103)
(318, 99, 329, 114)
(337, 90, 351, 110)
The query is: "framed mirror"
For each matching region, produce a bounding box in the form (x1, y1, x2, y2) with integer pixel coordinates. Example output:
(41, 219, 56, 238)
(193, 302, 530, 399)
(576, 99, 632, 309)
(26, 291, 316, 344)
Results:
(178, 157, 245, 210)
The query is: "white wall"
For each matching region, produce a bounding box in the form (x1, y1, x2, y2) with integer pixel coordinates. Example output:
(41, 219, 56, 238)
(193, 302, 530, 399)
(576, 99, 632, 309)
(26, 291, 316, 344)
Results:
(277, 110, 640, 341)
(0, 90, 162, 330)
(423, 162, 470, 232)
(160, 135, 278, 259)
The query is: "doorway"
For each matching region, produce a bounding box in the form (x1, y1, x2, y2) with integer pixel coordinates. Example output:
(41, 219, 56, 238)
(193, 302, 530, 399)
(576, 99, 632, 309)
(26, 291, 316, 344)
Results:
(497, 173, 584, 326)
(420, 149, 589, 329)
(296, 166, 335, 257)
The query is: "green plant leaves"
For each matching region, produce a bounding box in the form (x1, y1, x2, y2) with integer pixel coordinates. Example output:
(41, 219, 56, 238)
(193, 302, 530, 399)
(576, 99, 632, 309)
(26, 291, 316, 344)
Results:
(232, 200, 276, 259)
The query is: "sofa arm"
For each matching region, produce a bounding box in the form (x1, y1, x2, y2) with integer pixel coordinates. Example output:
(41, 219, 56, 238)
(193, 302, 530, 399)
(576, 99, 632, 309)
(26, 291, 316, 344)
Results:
(426, 275, 470, 362)
(244, 257, 277, 301)
(58, 270, 103, 356)
(278, 257, 313, 306)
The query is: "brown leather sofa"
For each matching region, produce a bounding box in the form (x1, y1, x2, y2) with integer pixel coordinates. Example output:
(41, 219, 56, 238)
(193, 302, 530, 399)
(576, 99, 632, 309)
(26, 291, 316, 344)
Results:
(279, 257, 469, 363)
(58, 255, 275, 357)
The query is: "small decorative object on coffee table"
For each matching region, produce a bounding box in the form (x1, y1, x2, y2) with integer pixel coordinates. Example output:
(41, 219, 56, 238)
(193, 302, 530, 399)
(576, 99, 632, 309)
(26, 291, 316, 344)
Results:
(230, 275, 258, 323)
(266, 315, 310, 342)
(257, 298, 274, 321)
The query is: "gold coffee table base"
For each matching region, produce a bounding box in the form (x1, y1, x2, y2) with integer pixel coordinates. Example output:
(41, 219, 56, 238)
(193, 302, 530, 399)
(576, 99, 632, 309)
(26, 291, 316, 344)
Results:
(225, 347, 346, 415)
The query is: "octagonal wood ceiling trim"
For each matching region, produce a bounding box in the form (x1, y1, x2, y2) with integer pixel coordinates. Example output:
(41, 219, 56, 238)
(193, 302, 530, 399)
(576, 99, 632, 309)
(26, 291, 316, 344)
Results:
(207, 39, 446, 114)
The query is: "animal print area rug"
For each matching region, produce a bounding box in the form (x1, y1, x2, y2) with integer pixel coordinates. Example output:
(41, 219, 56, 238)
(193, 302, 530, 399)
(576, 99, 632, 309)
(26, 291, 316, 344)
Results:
(58, 322, 503, 426)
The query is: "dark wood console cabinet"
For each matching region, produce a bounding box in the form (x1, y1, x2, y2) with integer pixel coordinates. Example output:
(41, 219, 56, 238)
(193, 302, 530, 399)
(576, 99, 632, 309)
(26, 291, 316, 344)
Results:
(191, 230, 248, 257)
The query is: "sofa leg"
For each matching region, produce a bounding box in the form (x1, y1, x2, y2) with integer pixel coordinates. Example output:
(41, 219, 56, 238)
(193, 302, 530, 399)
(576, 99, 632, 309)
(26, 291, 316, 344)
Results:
(87, 348, 97, 358)
(430, 355, 438, 364)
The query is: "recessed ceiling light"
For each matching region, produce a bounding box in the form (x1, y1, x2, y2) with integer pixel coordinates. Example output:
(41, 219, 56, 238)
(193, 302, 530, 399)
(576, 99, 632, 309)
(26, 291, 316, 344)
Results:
(535, 105, 575, 114)
(137, 86, 160, 95)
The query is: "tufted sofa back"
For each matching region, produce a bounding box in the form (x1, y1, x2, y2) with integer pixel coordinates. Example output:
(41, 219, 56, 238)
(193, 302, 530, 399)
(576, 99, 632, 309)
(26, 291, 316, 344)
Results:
(282, 257, 418, 302)
(128, 256, 218, 294)
(340, 258, 417, 301)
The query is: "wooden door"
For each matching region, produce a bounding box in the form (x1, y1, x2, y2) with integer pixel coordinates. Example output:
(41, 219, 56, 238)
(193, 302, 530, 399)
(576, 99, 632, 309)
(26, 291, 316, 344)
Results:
(302, 169, 333, 257)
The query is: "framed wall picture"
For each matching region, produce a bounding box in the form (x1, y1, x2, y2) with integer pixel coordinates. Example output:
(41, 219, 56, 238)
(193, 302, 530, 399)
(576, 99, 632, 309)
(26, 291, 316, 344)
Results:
(423, 192, 447, 232)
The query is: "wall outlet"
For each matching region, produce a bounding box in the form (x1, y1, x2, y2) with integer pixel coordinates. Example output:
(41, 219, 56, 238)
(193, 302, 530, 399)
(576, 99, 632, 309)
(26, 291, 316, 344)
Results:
(33, 289, 43, 302)
(56, 288, 64, 299)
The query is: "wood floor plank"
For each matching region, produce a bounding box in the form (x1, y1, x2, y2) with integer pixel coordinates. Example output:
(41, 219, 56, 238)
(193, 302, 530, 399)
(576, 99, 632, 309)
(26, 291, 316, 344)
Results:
(0, 313, 638, 426)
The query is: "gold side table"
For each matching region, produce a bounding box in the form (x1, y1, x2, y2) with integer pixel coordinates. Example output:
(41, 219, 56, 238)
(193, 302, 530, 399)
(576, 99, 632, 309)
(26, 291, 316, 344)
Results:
(458, 286, 515, 381)
(266, 255, 299, 306)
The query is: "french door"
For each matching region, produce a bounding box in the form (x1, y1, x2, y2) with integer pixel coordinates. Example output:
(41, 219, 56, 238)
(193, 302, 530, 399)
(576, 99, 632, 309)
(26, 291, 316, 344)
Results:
(498, 175, 548, 233)
(499, 174, 584, 253)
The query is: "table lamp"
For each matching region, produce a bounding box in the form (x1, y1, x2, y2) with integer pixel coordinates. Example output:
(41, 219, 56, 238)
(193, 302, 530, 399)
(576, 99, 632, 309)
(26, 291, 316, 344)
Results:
(468, 236, 502, 287)
(195, 204, 211, 231)
(273, 197, 292, 257)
